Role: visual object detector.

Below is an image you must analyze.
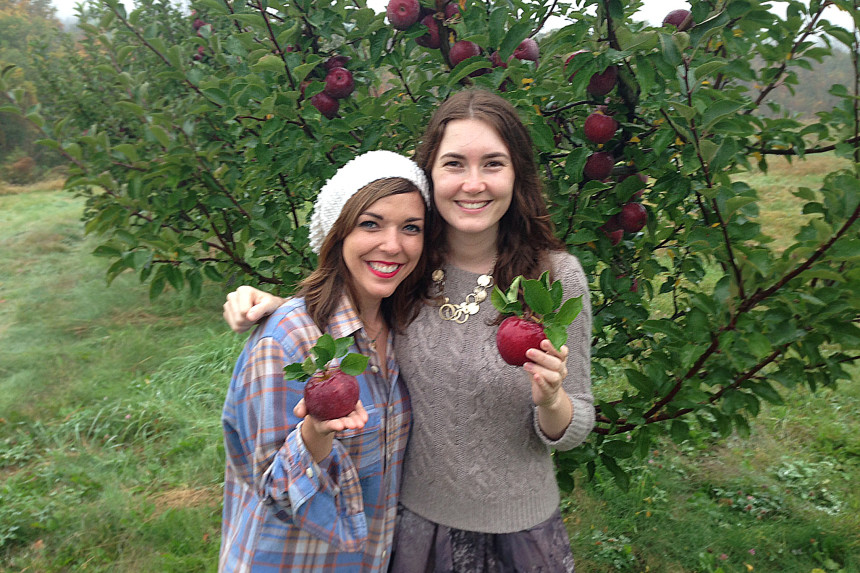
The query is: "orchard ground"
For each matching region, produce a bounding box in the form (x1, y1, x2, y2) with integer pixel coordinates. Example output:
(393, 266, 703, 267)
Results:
(0, 155, 857, 571)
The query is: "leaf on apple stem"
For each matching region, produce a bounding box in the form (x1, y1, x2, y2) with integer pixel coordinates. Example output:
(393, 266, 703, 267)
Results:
(492, 272, 583, 349)
(283, 333, 369, 381)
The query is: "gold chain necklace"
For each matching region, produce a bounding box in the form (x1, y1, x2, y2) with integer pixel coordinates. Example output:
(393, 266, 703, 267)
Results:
(432, 258, 496, 324)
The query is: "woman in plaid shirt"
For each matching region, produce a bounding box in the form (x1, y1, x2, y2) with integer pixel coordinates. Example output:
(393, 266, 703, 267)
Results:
(219, 151, 430, 572)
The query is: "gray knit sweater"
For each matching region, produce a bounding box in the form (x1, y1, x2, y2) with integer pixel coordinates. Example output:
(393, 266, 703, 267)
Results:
(395, 251, 595, 534)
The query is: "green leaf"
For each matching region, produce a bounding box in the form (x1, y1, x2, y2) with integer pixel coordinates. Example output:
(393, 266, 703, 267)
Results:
(522, 279, 554, 315)
(148, 124, 170, 148)
(600, 454, 630, 491)
(554, 296, 582, 326)
(544, 324, 567, 350)
(670, 419, 690, 444)
(750, 381, 784, 405)
(312, 333, 336, 367)
(339, 353, 370, 376)
(283, 362, 306, 380)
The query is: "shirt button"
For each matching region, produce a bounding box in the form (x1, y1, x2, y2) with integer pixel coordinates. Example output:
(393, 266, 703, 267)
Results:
(370, 365, 379, 373)
(305, 467, 313, 478)
(382, 550, 387, 559)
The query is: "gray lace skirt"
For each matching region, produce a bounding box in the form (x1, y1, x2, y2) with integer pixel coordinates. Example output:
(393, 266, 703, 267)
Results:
(388, 505, 576, 573)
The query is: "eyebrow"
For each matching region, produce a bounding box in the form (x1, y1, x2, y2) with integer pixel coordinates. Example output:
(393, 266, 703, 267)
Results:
(362, 211, 424, 223)
(438, 151, 510, 161)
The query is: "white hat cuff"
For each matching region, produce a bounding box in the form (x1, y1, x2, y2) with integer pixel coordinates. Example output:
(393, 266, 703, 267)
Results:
(308, 150, 429, 254)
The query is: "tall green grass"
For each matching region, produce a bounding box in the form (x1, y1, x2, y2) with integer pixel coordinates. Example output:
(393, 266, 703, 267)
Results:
(1, 162, 857, 572)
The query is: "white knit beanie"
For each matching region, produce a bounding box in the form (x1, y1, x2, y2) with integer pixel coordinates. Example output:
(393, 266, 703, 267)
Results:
(308, 150, 430, 254)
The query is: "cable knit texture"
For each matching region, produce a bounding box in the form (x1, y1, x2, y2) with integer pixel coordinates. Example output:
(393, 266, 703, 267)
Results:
(308, 150, 430, 253)
(397, 251, 595, 533)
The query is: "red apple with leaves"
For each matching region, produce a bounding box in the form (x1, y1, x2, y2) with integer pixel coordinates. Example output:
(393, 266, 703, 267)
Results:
(619, 201, 648, 233)
(513, 38, 539, 63)
(311, 92, 339, 119)
(324, 55, 350, 71)
(583, 112, 619, 144)
(492, 274, 583, 366)
(284, 334, 369, 421)
(386, 0, 421, 30)
(587, 65, 618, 96)
(415, 14, 441, 49)
(584, 151, 615, 180)
(663, 9, 694, 31)
(324, 67, 355, 99)
(449, 40, 481, 67)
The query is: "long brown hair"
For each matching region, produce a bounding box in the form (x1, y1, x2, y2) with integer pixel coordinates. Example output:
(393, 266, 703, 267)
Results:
(298, 178, 429, 332)
(415, 89, 564, 293)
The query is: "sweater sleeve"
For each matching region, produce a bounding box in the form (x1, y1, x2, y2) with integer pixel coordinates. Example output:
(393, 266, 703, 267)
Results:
(534, 252, 595, 450)
(223, 336, 367, 551)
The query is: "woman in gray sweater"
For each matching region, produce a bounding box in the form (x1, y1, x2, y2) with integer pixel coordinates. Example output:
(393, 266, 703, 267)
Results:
(223, 89, 595, 572)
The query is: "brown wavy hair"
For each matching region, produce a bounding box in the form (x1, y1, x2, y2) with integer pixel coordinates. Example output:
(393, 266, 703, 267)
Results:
(298, 178, 429, 332)
(415, 89, 564, 294)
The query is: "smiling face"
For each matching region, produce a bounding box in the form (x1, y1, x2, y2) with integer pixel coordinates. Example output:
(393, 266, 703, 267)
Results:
(430, 118, 515, 244)
(341, 190, 425, 311)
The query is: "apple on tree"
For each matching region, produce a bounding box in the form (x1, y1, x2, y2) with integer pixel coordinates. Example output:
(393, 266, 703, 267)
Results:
(449, 40, 481, 67)
(310, 91, 339, 119)
(324, 55, 350, 71)
(583, 112, 618, 144)
(386, 0, 421, 30)
(583, 151, 615, 181)
(587, 65, 618, 97)
(415, 14, 441, 49)
(619, 201, 648, 233)
(663, 9, 694, 31)
(513, 38, 539, 63)
(323, 67, 355, 99)
(283, 334, 369, 421)
(492, 274, 583, 367)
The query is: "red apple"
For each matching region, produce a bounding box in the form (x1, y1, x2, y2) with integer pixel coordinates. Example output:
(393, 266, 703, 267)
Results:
(513, 38, 539, 63)
(663, 9, 694, 31)
(603, 227, 623, 245)
(489, 51, 508, 68)
(619, 202, 648, 233)
(496, 316, 547, 366)
(304, 370, 360, 421)
(324, 67, 355, 99)
(192, 46, 205, 61)
(443, 1, 460, 20)
(587, 65, 618, 97)
(565, 49, 589, 82)
(311, 92, 339, 119)
(449, 40, 481, 67)
(415, 14, 441, 49)
(386, 0, 421, 30)
(584, 151, 615, 180)
(192, 18, 206, 31)
(583, 112, 619, 144)
(324, 55, 350, 71)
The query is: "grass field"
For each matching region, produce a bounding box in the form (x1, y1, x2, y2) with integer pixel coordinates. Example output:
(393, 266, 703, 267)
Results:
(1, 154, 857, 572)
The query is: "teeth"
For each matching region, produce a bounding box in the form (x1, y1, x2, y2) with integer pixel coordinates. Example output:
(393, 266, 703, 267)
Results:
(369, 262, 399, 273)
(459, 201, 489, 209)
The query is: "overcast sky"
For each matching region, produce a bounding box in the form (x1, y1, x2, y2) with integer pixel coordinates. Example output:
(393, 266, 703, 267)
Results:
(51, 0, 854, 32)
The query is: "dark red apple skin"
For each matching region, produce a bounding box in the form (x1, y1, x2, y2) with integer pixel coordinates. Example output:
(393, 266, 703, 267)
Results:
(304, 370, 360, 421)
(324, 55, 350, 71)
(587, 65, 618, 97)
(324, 67, 355, 99)
(497, 317, 548, 366)
(663, 9, 694, 31)
(584, 151, 615, 181)
(513, 38, 539, 62)
(619, 202, 648, 233)
(415, 14, 441, 49)
(386, 0, 421, 30)
(311, 92, 339, 119)
(583, 113, 618, 144)
(449, 40, 481, 67)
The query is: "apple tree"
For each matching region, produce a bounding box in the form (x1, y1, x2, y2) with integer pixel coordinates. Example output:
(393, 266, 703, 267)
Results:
(4, 0, 858, 489)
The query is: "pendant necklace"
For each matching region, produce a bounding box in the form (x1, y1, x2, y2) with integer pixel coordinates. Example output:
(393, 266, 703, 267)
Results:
(432, 257, 496, 324)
